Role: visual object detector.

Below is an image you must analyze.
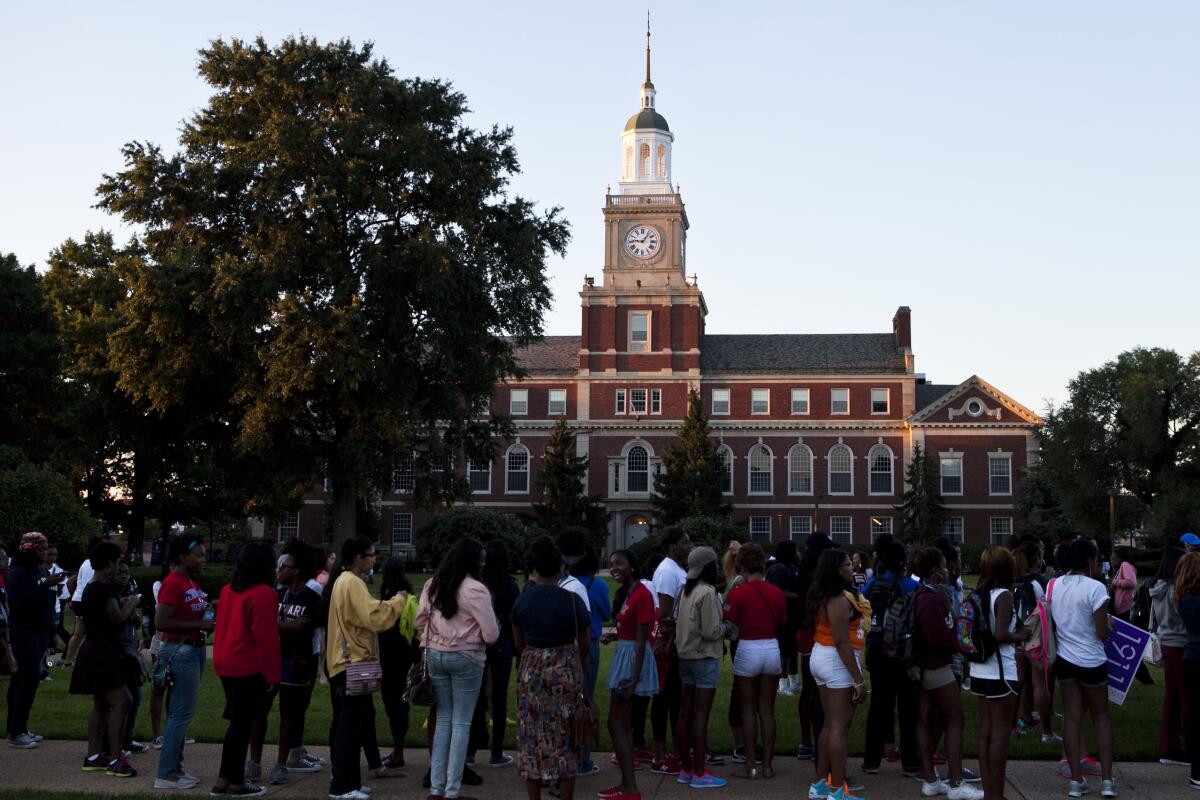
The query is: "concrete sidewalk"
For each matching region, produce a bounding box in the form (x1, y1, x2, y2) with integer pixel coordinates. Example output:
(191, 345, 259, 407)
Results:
(0, 740, 1195, 798)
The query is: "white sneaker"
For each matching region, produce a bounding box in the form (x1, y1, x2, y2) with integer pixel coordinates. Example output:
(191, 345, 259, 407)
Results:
(1100, 779, 1117, 798)
(948, 782, 985, 800)
(1068, 779, 1091, 798)
(778, 678, 795, 696)
(328, 792, 369, 800)
(154, 775, 200, 790)
(922, 779, 950, 796)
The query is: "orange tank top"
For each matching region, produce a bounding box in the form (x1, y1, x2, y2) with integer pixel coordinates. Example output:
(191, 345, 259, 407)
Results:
(814, 591, 866, 650)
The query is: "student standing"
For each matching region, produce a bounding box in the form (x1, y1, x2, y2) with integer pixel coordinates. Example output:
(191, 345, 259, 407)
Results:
(766, 540, 803, 697)
(576, 549, 611, 776)
(649, 527, 691, 774)
(5, 532, 63, 749)
(1012, 541, 1059, 743)
(1172, 551, 1200, 791)
(481, 538, 519, 768)
(1150, 547, 1188, 765)
(378, 557, 418, 772)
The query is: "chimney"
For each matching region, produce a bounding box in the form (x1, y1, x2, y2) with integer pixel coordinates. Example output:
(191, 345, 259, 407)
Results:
(893, 306, 912, 349)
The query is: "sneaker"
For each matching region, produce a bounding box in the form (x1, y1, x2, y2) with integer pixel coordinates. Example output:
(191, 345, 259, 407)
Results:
(357, 787, 374, 795)
(1043, 732, 1063, 745)
(8, 734, 39, 749)
(328, 792, 369, 800)
(244, 761, 261, 784)
(287, 755, 322, 773)
(25, 731, 44, 742)
(797, 744, 815, 761)
(1100, 780, 1117, 798)
(947, 783, 983, 800)
(861, 763, 880, 775)
(706, 751, 724, 766)
(221, 789, 267, 798)
(185, 737, 196, 745)
(1068, 779, 1091, 798)
(729, 746, 762, 766)
(808, 778, 831, 799)
(303, 755, 328, 769)
(902, 768, 923, 779)
(677, 771, 694, 784)
(488, 753, 514, 767)
(578, 763, 602, 776)
(961, 767, 981, 783)
(846, 776, 865, 792)
(778, 677, 796, 696)
(829, 786, 864, 800)
(83, 754, 109, 772)
(381, 755, 405, 770)
(633, 747, 655, 763)
(886, 748, 900, 763)
(127, 740, 151, 754)
(922, 778, 949, 796)
(107, 758, 138, 778)
(461, 766, 483, 785)
(155, 775, 201, 790)
(1060, 758, 1103, 778)
(609, 753, 644, 770)
(598, 787, 623, 798)
(691, 772, 727, 789)
(1190, 778, 1200, 790)
(932, 752, 947, 766)
(154, 736, 165, 750)
(650, 755, 681, 775)
(1161, 750, 1190, 766)
(269, 764, 289, 785)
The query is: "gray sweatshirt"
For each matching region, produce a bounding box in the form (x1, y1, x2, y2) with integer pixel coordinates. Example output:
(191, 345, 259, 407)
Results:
(1149, 580, 1188, 648)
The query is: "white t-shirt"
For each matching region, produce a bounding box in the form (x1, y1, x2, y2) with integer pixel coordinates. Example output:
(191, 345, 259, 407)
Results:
(1050, 574, 1110, 668)
(652, 558, 687, 618)
(48, 564, 68, 612)
(639, 578, 660, 609)
(71, 559, 94, 603)
(974, 588, 1017, 681)
(558, 575, 591, 613)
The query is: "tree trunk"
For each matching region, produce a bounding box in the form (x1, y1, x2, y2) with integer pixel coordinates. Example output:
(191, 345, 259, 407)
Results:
(331, 473, 358, 550)
(127, 455, 147, 564)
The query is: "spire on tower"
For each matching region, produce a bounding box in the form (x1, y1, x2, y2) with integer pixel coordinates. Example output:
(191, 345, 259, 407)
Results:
(644, 12, 653, 88)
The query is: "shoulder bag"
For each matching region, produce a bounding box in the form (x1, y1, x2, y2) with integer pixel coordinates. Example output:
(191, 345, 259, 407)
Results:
(333, 593, 382, 696)
(404, 615, 435, 706)
(568, 591, 600, 754)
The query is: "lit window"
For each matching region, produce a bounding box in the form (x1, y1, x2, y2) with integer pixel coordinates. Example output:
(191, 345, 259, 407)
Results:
(943, 517, 965, 544)
(548, 389, 567, 416)
(716, 446, 733, 495)
(627, 445, 649, 493)
(749, 516, 772, 542)
(657, 144, 667, 177)
(629, 312, 650, 352)
(791, 388, 810, 414)
(751, 389, 770, 415)
(940, 456, 963, 495)
(505, 446, 530, 493)
(650, 388, 661, 414)
(830, 516, 853, 545)
(829, 444, 853, 495)
(391, 513, 413, 547)
(615, 389, 626, 415)
(624, 146, 633, 178)
(748, 444, 773, 495)
(277, 512, 299, 543)
(868, 444, 893, 495)
(711, 388, 730, 415)
(790, 516, 813, 541)
(468, 459, 491, 493)
(871, 388, 889, 414)
(639, 143, 650, 177)
(989, 455, 1012, 495)
(510, 389, 528, 415)
(831, 388, 850, 415)
(990, 517, 1013, 545)
(393, 453, 415, 494)
(870, 517, 893, 541)
(630, 389, 648, 414)
(788, 445, 813, 495)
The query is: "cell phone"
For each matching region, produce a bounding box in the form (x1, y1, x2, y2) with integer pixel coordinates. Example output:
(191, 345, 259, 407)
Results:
(203, 608, 215, 622)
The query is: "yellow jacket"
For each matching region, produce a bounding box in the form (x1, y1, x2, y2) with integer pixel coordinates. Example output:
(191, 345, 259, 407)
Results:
(324, 572, 407, 678)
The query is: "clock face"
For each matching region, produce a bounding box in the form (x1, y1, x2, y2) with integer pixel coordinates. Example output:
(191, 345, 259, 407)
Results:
(624, 225, 660, 259)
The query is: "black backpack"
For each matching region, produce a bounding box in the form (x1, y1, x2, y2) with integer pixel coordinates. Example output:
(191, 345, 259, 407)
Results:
(1013, 576, 1039, 624)
(864, 574, 901, 666)
(881, 585, 926, 668)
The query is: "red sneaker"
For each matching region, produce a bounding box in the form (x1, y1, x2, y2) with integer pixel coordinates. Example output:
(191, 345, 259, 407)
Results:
(932, 752, 947, 765)
(886, 748, 900, 763)
(608, 754, 644, 771)
(598, 787, 622, 798)
(649, 756, 681, 775)
(633, 748, 655, 764)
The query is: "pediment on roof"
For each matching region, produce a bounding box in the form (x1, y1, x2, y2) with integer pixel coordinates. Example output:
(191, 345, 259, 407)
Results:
(909, 375, 1043, 426)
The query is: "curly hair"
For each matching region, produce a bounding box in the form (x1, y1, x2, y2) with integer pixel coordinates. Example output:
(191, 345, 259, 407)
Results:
(1174, 552, 1200, 602)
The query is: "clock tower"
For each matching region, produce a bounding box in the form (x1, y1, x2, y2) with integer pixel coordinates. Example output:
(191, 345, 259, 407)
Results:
(580, 25, 705, 375)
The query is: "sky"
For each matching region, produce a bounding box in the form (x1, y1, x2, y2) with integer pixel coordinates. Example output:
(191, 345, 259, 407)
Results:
(2, 1, 1197, 413)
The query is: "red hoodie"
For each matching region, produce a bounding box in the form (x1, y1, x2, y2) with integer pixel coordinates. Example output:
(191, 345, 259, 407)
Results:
(213, 583, 281, 685)
(914, 585, 956, 670)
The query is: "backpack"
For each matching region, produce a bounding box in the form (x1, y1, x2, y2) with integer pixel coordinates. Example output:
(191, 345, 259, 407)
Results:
(881, 585, 924, 667)
(1024, 577, 1058, 676)
(1013, 577, 1039, 624)
(864, 574, 901, 667)
(956, 590, 999, 665)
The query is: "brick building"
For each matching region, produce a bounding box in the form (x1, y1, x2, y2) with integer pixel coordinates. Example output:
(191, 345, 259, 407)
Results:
(259, 41, 1042, 553)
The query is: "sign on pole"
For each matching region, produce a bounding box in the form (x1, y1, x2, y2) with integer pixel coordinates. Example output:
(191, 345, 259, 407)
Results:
(1106, 616, 1151, 705)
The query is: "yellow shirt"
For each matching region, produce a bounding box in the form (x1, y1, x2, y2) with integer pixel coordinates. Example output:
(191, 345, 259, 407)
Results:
(324, 572, 407, 678)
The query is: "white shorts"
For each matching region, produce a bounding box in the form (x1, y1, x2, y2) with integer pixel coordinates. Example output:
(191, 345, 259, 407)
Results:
(810, 643, 860, 689)
(732, 638, 782, 678)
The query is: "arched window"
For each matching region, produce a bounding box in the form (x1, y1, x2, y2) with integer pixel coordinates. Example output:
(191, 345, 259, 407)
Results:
(505, 445, 529, 493)
(657, 144, 667, 177)
(627, 445, 649, 493)
(716, 445, 733, 495)
(748, 444, 773, 495)
(624, 146, 633, 179)
(639, 143, 650, 177)
(788, 444, 813, 495)
(828, 444, 853, 495)
(869, 444, 894, 495)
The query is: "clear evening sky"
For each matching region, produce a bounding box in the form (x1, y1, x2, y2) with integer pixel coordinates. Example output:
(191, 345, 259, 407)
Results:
(3, 2, 1196, 413)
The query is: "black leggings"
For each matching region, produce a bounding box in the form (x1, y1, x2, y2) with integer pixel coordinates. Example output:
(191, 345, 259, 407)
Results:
(329, 673, 377, 795)
(651, 655, 681, 746)
(487, 645, 514, 757)
(280, 682, 315, 755)
(218, 674, 270, 785)
(633, 694, 650, 749)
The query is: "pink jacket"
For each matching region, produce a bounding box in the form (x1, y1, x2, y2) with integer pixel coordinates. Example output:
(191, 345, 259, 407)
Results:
(1112, 561, 1137, 615)
(414, 576, 499, 653)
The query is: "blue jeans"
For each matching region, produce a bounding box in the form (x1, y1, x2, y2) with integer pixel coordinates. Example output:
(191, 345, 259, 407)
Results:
(579, 638, 601, 770)
(428, 650, 485, 799)
(155, 642, 205, 779)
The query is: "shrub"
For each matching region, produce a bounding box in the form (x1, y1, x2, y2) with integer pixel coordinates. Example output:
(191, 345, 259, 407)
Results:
(414, 508, 536, 571)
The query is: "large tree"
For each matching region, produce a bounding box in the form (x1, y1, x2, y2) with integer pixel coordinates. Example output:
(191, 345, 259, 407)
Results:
(896, 442, 947, 545)
(532, 419, 609, 549)
(652, 388, 729, 524)
(0, 253, 63, 461)
(95, 37, 569, 544)
(1039, 347, 1200, 537)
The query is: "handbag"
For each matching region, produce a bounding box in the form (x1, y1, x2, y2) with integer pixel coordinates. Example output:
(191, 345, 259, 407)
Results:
(568, 592, 600, 754)
(333, 600, 382, 696)
(1144, 633, 1163, 666)
(404, 622, 435, 707)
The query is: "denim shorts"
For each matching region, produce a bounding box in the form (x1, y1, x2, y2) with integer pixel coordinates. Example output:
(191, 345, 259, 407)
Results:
(678, 657, 720, 689)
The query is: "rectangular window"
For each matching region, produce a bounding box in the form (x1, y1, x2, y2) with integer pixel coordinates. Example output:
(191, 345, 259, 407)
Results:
(650, 388, 661, 414)
(510, 389, 528, 415)
(277, 511, 299, 543)
(943, 516, 965, 544)
(629, 312, 650, 353)
(630, 388, 648, 414)
(615, 389, 626, 415)
(391, 513, 413, 547)
(940, 455, 963, 495)
(711, 388, 730, 415)
(791, 388, 810, 414)
(829, 516, 853, 545)
(749, 516, 772, 543)
(392, 454, 415, 494)
(751, 388, 770, 414)
(789, 516, 813, 541)
(831, 388, 850, 415)
(548, 389, 567, 416)
(871, 388, 890, 414)
(468, 459, 490, 493)
(322, 467, 332, 495)
(988, 454, 1012, 495)
(990, 517, 1013, 545)
(870, 516, 893, 541)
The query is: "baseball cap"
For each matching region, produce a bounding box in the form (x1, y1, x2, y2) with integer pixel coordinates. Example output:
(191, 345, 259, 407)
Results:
(686, 546, 718, 580)
(1181, 533, 1200, 546)
(19, 531, 48, 551)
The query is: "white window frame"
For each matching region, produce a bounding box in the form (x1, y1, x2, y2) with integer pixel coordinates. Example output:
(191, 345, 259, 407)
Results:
(716, 445, 734, 496)
(711, 388, 730, 416)
(747, 444, 774, 495)
(615, 389, 626, 415)
(869, 516, 893, 542)
(787, 444, 814, 495)
(468, 458, 491, 494)
(829, 515, 853, 545)
(789, 516, 813, 541)
(505, 444, 530, 494)
(943, 516, 965, 544)
(392, 452, 415, 494)
(831, 387, 850, 415)
(628, 311, 650, 353)
(277, 511, 299, 543)
(791, 388, 810, 415)
(629, 388, 648, 415)
(868, 444, 894, 496)
(940, 455, 964, 496)
(871, 388, 890, 414)
(391, 512, 413, 548)
(650, 388, 662, 415)
(828, 444, 854, 496)
(749, 515, 772, 543)
(548, 389, 567, 416)
(626, 444, 650, 493)
(751, 388, 770, 415)
(510, 388, 528, 416)
(988, 454, 1012, 496)
(990, 516, 1014, 545)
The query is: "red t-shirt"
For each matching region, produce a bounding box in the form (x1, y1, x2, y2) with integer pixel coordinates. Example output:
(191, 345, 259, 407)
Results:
(723, 580, 786, 640)
(157, 570, 208, 642)
(616, 582, 656, 641)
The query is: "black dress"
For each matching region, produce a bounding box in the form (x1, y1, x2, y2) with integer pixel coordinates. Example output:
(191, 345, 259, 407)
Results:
(69, 581, 127, 695)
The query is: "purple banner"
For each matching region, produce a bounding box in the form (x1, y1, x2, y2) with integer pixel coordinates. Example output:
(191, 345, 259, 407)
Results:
(1105, 617, 1151, 705)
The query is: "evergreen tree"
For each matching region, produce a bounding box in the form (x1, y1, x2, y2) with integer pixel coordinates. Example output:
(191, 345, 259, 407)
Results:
(533, 418, 608, 548)
(651, 388, 729, 524)
(1016, 468, 1077, 544)
(896, 442, 946, 545)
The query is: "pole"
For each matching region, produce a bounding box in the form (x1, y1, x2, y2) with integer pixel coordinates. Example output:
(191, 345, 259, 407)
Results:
(1109, 493, 1116, 544)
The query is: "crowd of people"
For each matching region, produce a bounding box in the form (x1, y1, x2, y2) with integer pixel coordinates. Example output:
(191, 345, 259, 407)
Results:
(1, 525, 1198, 800)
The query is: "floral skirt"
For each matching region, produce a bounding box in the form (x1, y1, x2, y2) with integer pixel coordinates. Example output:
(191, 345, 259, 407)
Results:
(517, 643, 582, 781)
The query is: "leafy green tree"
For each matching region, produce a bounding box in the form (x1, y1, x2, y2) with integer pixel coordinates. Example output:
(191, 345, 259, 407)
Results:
(414, 507, 534, 569)
(651, 389, 729, 524)
(0, 446, 99, 555)
(532, 418, 609, 549)
(94, 36, 569, 545)
(1016, 468, 1077, 544)
(896, 442, 946, 545)
(1039, 348, 1200, 537)
(0, 253, 63, 461)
